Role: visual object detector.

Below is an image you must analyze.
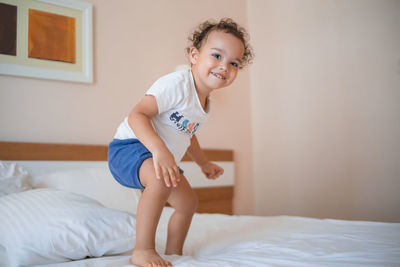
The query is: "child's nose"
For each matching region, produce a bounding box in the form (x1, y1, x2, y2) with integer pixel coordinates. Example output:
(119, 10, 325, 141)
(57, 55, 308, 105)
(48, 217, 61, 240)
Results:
(219, 61, 228, 72)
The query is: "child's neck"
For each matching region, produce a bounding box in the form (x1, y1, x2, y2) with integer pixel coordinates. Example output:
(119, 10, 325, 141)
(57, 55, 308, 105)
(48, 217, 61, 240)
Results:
(196, 88, 209, 111)
(193, 83, 211, 112)
(191, 70, 211, 111)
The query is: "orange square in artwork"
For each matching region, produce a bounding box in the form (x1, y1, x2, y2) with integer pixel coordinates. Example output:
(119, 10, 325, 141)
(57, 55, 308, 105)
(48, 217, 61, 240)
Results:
(28, 9, 76, 63)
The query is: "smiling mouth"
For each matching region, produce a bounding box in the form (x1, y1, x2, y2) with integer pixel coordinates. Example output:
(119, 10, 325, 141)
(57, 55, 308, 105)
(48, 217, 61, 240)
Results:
(211, 72, 226, 80)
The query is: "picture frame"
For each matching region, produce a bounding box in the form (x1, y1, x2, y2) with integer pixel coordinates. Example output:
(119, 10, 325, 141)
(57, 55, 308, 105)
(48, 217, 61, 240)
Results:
(0, 0, 93, 83)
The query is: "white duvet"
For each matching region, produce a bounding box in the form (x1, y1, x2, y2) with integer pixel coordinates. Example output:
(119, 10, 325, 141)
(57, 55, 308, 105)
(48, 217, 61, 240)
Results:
(37, 207, 400, 267)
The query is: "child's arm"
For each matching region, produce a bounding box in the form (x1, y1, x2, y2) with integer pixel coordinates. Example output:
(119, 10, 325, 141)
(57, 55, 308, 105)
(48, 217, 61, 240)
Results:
(186, 135, 224, 179)
(128, 95, 180, 187)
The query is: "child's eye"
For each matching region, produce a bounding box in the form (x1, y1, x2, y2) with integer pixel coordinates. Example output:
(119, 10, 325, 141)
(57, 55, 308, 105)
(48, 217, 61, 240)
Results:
(230, 62, 239, 68)
(212, 53, 221, 59)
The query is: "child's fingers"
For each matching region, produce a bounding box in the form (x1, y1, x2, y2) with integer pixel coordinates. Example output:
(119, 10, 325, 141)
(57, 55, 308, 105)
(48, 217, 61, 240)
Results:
(168, 168, 178, 187)
(154, 162, 162, 180)
(162, 168, 171, 187)
(211, 168, 218, 179)
(173, 166, 181, 182)
(210, 167, 223, 179)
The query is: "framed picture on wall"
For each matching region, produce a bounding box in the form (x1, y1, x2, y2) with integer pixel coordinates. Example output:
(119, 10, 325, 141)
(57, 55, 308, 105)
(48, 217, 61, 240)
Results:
(0, 0, 93, 83)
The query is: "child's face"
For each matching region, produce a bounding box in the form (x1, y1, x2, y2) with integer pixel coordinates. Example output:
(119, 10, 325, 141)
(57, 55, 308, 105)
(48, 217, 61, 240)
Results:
(190, 30, 245, 92)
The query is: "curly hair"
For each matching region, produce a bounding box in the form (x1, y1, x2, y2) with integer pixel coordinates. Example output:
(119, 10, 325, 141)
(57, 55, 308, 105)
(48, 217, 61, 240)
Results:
(186, 18, 254, 69)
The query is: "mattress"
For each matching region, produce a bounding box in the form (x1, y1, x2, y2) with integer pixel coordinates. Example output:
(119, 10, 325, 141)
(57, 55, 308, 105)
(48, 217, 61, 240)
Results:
(1, 148, 398, 267)
(35, 207, 400, 267)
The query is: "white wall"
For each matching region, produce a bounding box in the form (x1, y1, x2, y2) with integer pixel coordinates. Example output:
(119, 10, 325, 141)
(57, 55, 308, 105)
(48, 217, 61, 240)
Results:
(247, 0, 400, 222)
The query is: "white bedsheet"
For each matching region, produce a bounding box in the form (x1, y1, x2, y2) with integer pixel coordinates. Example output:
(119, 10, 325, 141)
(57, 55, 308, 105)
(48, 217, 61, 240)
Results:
(35, 207, 400, 267)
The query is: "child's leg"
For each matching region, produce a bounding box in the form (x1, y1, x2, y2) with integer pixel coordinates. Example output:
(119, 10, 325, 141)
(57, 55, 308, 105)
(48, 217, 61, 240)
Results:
(165, 175, 198, 255)
(131, 158, 172, 267)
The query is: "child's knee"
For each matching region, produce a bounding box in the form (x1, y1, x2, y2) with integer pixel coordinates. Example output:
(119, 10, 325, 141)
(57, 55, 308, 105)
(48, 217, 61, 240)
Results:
(180, 192, 198, 214)
(140, 159, 173, 191)
(146, 177, 173, 196)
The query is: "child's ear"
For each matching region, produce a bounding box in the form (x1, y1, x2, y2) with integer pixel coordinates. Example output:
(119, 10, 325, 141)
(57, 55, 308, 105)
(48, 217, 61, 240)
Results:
(189, 47, 199, 65)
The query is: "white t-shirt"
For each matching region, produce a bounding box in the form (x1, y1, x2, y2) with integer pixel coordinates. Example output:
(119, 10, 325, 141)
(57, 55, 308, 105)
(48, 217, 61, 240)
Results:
(113, 69, 211, 163)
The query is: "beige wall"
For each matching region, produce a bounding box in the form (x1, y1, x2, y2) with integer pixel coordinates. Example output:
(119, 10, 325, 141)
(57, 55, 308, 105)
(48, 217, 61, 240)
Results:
(0, 0, 254, 215)
(248, 0, 400, 222)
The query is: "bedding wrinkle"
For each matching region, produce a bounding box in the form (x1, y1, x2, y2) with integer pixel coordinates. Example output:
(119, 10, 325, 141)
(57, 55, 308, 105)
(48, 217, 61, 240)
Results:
(186, 213, 400, 266)
(2, 159, 399, 267)
(0, 189, 137, 266)
(25, 207, 400, 266)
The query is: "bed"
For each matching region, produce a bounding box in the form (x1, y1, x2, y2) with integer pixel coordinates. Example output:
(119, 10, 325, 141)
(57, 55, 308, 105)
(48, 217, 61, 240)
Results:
(1, 141, 399, 267)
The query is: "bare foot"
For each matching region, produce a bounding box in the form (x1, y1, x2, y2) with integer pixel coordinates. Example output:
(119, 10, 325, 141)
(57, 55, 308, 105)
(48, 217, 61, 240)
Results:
(130, 248, 172, 267)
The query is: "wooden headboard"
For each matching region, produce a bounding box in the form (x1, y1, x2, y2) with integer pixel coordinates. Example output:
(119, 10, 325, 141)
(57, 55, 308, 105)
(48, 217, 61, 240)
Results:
(0, 141, 234, 215)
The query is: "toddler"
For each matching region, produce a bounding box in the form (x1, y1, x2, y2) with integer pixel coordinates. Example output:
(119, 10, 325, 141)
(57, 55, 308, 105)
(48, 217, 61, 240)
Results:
(108, 18, 253, 267)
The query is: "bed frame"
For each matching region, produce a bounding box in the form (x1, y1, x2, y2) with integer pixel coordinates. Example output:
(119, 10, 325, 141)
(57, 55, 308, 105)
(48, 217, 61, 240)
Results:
(0, 141, 234, 215)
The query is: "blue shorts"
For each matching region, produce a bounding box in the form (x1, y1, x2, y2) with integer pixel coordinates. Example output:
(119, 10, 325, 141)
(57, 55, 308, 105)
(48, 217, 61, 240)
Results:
(108, 138, 183, 190)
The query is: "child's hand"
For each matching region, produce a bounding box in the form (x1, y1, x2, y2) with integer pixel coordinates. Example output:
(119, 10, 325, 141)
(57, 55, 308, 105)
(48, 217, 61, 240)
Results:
(153, 148, 181, 187)
(201, 162, 224, 180)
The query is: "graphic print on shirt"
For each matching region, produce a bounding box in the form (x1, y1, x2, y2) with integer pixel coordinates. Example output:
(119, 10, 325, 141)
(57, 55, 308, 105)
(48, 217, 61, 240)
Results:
(169, 111, 200, 135)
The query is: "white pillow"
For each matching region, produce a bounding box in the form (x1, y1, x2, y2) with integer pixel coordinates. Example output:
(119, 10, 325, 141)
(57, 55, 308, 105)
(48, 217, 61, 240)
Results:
(32, 166, 141, 214)
(0, 188, 136, 266)
(0, 161, 32, 197)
